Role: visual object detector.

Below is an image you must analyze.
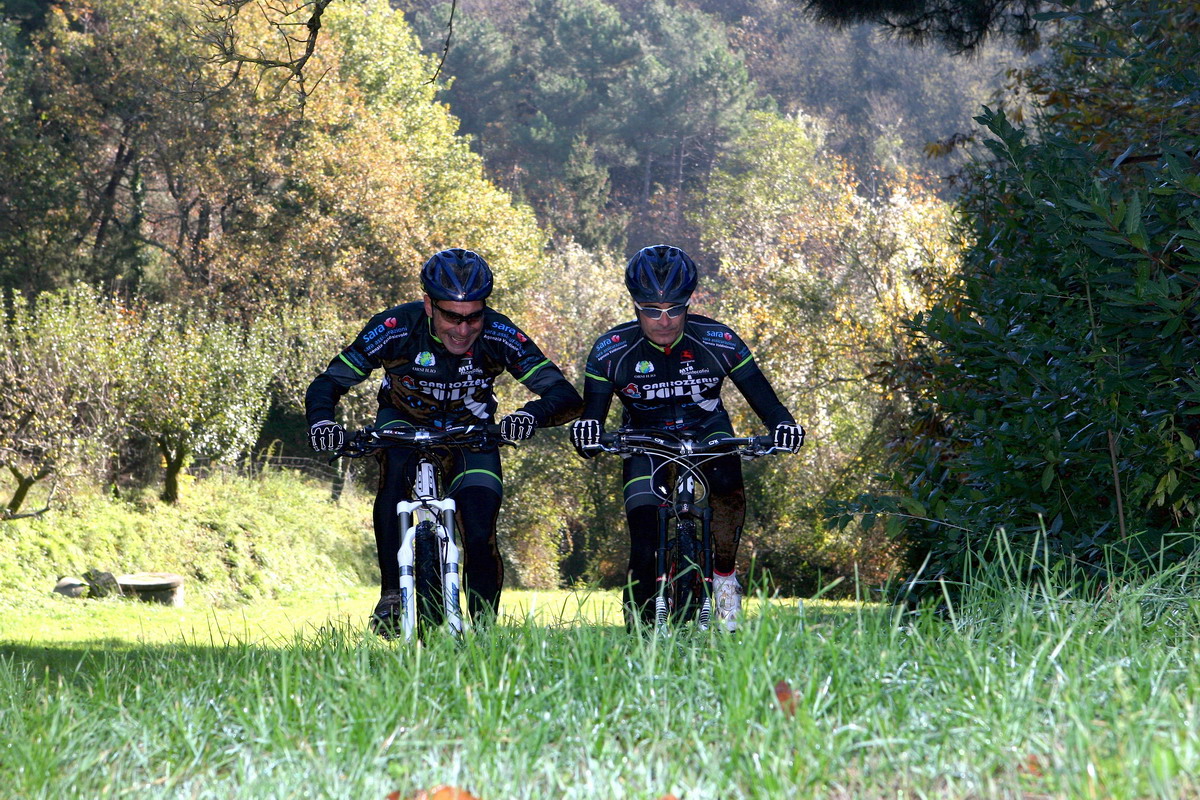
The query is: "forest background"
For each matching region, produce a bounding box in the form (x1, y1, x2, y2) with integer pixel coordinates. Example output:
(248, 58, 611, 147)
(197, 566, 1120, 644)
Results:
(1, 0, 1196, 597)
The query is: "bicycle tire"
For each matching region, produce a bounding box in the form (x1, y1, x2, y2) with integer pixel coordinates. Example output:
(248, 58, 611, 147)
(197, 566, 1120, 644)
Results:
(670, 521, 703, 624)
(414, 519, 444, 637)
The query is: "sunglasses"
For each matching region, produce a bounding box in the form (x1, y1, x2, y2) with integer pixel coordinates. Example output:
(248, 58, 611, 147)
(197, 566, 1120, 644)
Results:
(432, 302, 486, 325)
(634, 301, 689, 320)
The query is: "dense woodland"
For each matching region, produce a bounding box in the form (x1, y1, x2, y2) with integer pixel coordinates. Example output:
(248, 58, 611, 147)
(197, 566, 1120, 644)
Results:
(1, 0, 1196, 596)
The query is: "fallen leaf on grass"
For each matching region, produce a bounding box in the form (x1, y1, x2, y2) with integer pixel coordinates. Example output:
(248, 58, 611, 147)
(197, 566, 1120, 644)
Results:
(774, 679, 796, 717)
(390, 786, 483, 800)
(1018, 754, 1044, 777)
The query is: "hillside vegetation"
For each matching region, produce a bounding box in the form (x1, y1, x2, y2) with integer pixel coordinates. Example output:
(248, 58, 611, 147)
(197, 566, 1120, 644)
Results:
(3, 0, 1196, 597)
(0, 470, 376, 606)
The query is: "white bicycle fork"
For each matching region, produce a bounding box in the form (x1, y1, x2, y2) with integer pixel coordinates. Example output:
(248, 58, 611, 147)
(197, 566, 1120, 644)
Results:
(395, 459, 465, 642)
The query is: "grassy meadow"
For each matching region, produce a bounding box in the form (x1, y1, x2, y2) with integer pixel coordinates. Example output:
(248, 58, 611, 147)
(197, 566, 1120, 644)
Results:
(2, 473, 1199, 798)
(4, 577, 1200, 798)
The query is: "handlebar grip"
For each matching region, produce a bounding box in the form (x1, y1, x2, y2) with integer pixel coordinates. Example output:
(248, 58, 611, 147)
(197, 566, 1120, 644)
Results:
(751, 434, 775, 449)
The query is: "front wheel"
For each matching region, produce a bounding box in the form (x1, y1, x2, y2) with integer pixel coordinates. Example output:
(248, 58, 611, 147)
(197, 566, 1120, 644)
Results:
(414, 519, 444, 639)
(668, 521, 703, 625)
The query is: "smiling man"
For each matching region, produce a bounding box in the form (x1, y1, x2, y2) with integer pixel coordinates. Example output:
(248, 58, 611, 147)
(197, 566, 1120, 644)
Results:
(571, 244, 805, 631)
(305, 248, 582, 635)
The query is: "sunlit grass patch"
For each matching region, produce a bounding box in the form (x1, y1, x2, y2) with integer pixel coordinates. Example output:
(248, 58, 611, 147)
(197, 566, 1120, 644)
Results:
(4, 565, 1200, 799)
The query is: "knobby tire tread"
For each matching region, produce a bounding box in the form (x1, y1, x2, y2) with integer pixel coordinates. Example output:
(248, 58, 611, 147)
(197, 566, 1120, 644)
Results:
(414, 519, 444, 639)
(671, 521, 701, 624)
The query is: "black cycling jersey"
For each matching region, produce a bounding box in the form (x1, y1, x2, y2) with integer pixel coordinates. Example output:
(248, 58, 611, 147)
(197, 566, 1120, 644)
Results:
(306, 302, 581, 429)
(581, 313, 794, 432)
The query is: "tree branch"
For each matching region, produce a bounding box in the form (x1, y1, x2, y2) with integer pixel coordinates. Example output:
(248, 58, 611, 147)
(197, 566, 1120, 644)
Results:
(198, 0, 336, 108)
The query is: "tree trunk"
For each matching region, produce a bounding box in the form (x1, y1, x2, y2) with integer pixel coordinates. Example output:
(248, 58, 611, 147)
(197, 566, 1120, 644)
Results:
(158, 438, 187, 504)
(5, 465, 37, 516)
(642, 152, 653, 204)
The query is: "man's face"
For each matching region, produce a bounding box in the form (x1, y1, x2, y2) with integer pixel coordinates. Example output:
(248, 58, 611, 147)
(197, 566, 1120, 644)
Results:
(424, 295, 486, 355)
(635, 301, 688, 347)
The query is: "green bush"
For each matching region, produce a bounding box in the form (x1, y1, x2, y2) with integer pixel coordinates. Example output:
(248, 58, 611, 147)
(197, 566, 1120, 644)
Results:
(877, 77, 1200, 593)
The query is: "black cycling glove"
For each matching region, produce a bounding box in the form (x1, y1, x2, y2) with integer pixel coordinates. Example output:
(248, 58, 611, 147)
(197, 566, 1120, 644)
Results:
(570, 419, 602, 459)
(500, 411, 537, 441)
(773, 422, 804, 453)
(309, 421, 345, 452)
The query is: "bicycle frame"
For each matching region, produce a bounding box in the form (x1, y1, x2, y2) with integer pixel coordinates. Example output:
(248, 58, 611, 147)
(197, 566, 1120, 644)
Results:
(587, 429, 780, 633)
(334, 424, 504, 642)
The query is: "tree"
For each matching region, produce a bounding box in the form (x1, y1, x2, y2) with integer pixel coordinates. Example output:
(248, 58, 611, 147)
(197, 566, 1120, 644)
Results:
(878, 1, 1200, 594)
(685, 0, 1034, 189)
(1, 0, 544, 309)
(696, 110, 959, 588)
(0, 286, 138, 516)
(129, 305, 275, 503)
(799, 0, 1046, 53)
(0, 21, 92, 295)
(408, 0, 758, 251)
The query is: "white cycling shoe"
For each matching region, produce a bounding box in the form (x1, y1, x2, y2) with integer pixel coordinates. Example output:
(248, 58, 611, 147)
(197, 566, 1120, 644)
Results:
(713, 572, 742, 632)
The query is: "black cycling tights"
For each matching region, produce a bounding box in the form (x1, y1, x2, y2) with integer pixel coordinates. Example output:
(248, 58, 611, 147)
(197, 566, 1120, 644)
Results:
(375, 456, 503, 621)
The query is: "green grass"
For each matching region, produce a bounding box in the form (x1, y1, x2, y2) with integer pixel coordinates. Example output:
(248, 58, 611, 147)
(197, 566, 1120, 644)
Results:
(0, 470, 377, 607)
(3, 571, 1200, 799)
(4, 474, 1198, 798)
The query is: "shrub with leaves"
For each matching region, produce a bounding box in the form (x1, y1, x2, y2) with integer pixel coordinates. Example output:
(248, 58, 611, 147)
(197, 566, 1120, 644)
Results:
(0, 286, 138, 515)
(879, 2, 1200, 595)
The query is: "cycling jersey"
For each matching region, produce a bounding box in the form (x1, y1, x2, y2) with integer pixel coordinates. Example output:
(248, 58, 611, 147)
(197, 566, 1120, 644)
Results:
(581, 313, 794, 432)
(307, 302, 581, 430)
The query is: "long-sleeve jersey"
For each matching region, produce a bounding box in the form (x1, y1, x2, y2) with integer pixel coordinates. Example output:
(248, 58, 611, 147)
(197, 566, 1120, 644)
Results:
(581, 313, 794, 432)
(306, 302, 582, 429)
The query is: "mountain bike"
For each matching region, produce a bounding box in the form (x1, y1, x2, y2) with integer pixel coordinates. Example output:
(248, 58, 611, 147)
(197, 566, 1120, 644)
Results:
(584, 428, 783, 632)
(334, 424, 506, 642)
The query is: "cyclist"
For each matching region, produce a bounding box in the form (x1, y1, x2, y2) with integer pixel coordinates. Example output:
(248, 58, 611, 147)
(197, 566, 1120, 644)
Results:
(569, 244, 804, 631)
(306, 248, 582, 635)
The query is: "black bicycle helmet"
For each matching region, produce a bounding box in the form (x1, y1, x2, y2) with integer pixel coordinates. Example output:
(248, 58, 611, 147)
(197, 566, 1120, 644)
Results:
(420, 248, 493, 302)
(624, 244, 698, 304)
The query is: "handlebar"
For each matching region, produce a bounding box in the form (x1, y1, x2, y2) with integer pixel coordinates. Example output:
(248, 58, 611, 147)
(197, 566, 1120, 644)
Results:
(583, 428, 783, 459)
(332, 424, 507, 460)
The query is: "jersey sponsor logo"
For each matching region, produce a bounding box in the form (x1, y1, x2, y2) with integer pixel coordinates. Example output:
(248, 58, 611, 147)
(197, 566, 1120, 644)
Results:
(516, 331, 528, 343)
(363, 323, 387, 343)
(458, 360, 482, 375)
(704, 330, 733, 341)
(491, 321, 518, 335)
(416, 351, 436, 367)
(343, 350, 372, 371)
(612, 335, 621, 343)
(679, 362, 710, 375)
(412, 377, 492, 402)
(595, 337, 624, 356)
(636, 377, 720, 400)
(384, 317, 399, 329)
(681, 349, 695, 360)
(483, 331, 525, 354)
(622, 383, 642, 398)
(635, 360, 654, 374)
